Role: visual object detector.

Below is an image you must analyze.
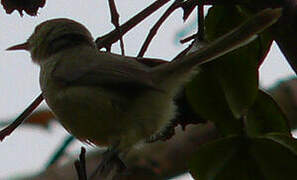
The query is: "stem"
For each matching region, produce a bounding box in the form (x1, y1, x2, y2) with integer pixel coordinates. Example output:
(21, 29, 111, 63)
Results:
(96, 0, 170, 49)
(108, 0, 125, 55)
(137, 0, 183, 57)
(0, 93, 44, 141)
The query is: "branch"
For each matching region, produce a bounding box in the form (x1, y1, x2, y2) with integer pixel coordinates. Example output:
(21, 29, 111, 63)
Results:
(0, 93, 43, 141)
(95, 0, 170, 49)
(137, 0, 183, 57)
(108, 0, 125, 55)
(74, 147, 87, 180)
(197, 1, 205, 41)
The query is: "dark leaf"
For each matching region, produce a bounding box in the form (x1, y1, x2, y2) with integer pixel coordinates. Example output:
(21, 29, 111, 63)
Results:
(204, 5, 273, 118)
(268, 77, 297, 130)
(189, 136, 261, 180)
(185, 66, 242, 135)
(246, 90, 290, 137)
(190, 134, 297, 180)
(1, 0, 46, 16)
(264, 133, 297, 154)
(249, 135, 297, 180)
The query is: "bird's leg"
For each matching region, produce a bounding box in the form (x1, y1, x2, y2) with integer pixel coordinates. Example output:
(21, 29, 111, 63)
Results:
(145, 118, 178, 143)
(89, 142, 126, 180)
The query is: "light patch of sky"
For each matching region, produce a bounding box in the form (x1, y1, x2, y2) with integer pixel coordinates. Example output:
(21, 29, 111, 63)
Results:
(169, 173, 195, 180)
(0, 1, 295, 179)
(259, 42, 296, 88)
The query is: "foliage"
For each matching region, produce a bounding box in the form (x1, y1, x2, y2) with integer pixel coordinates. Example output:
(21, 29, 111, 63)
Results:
(187, 5, 297, 180)
(1, 0, 45, 16)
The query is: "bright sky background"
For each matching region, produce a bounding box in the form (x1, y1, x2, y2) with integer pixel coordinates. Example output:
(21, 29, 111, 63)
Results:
(0, 1, 295, 179)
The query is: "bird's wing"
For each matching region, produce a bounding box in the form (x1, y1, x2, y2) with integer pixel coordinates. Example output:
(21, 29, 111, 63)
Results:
(52, 49, 158, 91)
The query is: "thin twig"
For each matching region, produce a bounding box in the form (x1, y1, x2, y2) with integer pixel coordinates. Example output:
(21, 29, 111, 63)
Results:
(180, 33, 197, 44)
(0, 93, 44, 141)
(96, 0, 170, 49)
(75, 147, 87, 180)
(173, 40, 196, 60)
(137, 0, 183, 57)
(108, 0, 120, 28)
(181, 0, 197, 21)
(198, 1, 205, 40)
(108, 0, 125, 55)
(180, 1, 204, 44)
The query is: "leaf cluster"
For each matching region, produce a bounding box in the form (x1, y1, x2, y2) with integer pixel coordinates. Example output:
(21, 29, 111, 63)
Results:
(187, 6, 297, 179)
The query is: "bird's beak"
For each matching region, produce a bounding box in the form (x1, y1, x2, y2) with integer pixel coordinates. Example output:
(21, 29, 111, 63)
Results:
(6, 42, 29, 51)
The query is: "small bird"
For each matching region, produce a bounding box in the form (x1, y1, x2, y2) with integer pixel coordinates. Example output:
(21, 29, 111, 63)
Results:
(7, 8, 280, 170)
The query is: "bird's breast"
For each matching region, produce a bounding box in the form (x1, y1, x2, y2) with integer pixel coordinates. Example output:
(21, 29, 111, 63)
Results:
(38, 60, 177, 149)
(39, 63, 129, 146)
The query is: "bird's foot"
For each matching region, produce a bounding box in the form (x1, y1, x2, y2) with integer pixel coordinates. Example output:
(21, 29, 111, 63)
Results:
(89, 146, 126, 179)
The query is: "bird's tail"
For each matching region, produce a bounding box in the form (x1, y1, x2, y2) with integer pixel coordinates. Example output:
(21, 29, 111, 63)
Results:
(152, 8, 282, 91)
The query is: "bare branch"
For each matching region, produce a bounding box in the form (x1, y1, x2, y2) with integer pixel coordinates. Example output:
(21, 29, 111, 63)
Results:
(95, 0, 170, 49)
(197, 1, 205, 41)
(137, 0, 183, 57)
(180, 33, 197, 44)
(0, 93, 43, 141)
(75, 147, 87, 180)
(108, 0, 125, 55)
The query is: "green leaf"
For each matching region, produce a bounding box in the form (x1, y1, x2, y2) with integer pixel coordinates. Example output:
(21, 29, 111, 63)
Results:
(246, 90, 290, 137)
(205, 6, 247, 41)
(204, 6, 273, 118)
(264, 133, 297, 154)
(185, 6, 275, 135)
(189, 136, 263, 180)
(185, 66, 242, 135)
(189, 134, 297, 180)
(189, 136, 245, 180)
(249, 135, 297, 180)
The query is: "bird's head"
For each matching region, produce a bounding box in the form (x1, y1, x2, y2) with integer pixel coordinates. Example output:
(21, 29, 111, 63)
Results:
(7, 18, 95, 64)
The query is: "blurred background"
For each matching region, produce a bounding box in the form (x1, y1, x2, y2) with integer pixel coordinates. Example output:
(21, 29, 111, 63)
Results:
(0, 0, 296, 179)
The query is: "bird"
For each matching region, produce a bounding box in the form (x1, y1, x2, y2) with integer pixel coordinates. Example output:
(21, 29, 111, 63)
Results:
(7, 8, 281, 174)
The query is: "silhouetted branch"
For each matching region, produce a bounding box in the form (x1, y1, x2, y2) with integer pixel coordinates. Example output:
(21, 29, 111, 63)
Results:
(197, 1, 205, 41)
(0, 93, 43, 141)
(137, 0, 183, 57)
(108, 0, 125, 55)
(95, 0, 170, 49)
(75, 147, 87, 180)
